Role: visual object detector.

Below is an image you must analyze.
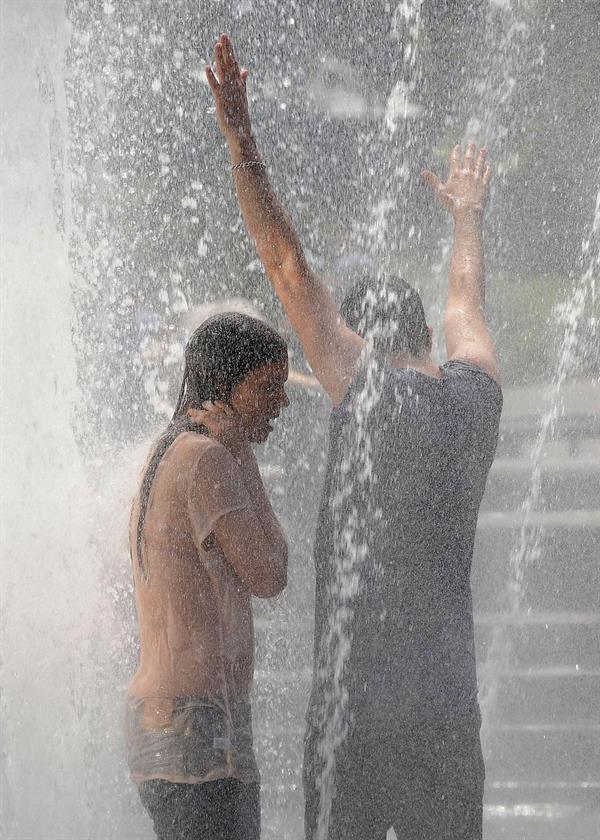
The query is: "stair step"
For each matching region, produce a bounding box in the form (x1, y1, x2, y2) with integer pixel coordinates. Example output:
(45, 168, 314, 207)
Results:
(477, 510, 600, 528)
(481, 459, 600, 512)
(472, 528, 600, 612)
(494, 673, 600, 725)
(484, 728, 600, 782)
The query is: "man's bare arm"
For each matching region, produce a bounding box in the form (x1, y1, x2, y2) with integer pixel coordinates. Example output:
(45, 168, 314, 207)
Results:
(422, 144, 500, 382)
(205, 34, 363, 406)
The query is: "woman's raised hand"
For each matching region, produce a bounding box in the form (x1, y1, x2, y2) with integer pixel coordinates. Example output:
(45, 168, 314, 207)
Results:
(421, 144, 492, 218)
(205, 34, 252, 144)
(188, 401, 246, 451)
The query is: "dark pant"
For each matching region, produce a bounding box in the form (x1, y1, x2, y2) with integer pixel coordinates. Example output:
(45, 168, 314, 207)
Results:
(303, 719, 484, 840)
(138, 778, 261, 840)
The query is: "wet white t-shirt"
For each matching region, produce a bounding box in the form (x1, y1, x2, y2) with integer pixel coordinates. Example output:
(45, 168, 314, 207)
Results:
(126, 432, 259, 784)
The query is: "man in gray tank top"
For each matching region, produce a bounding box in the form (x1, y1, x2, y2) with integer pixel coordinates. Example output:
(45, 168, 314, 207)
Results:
(206, 34, 501, 839)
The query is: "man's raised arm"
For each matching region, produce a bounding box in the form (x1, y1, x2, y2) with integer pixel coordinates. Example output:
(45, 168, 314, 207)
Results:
(205, 34, 363, 406)
(422, 144, 500, 383)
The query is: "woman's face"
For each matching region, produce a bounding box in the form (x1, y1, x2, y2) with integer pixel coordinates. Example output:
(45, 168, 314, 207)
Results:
(229, 358, 290, 443)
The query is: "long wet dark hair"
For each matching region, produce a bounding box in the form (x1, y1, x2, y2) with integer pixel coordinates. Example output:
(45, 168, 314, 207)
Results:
(134, 312, 287, 580)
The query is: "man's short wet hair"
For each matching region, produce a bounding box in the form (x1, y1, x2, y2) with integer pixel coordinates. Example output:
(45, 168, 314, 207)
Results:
(340, 275, 430, 357)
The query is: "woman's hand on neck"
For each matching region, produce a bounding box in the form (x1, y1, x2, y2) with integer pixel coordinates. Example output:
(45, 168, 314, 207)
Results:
(186, 403, 251, 457)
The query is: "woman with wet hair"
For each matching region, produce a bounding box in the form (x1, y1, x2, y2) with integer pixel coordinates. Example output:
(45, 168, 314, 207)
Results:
(126, 312, 289, 840)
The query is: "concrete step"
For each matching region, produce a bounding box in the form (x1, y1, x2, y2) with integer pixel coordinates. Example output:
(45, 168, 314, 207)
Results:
(484, 780, 600, 813)
(481, 459, 600, 512)
(485, 727, 600, 783)
(472, 526, 600, 612)
(482, 803, 600, 840)
(494, 672, 600, 726)
(477, 510, 600, 529)
(495, 413, 600, 460)
(475, 618, 600, 670)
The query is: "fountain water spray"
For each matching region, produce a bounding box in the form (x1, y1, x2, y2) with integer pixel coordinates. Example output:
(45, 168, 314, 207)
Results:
(479, 179, 600, 750)
(430, 0, 538, 356)
(314, 334, 387, 840)
(314, 4, 423, 835)
(1, 6, 152, 837)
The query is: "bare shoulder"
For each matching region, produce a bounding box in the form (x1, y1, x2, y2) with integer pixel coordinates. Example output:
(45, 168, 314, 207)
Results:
(163, 432, 226, 476)
(174, 432, 232, 464)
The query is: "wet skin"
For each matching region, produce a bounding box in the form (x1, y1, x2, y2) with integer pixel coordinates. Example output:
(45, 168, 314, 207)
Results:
(229, 359, 290, 443)
(187, 359, 290, 447)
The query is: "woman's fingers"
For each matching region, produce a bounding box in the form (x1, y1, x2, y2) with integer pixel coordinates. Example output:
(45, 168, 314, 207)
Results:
(483, 163, 492, 187)
(187, 408, 207, 424)
(200, 400, 235, 418)
(189, 406, 223, 428)
(213, 401, 235, 416)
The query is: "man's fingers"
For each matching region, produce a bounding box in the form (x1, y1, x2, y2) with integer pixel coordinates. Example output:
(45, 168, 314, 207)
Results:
(205, 65, 219, 92)
(475, 148, 487, 177)
(421, 170, 443, 194)
(240, 68, 249, 86)
(483, 163, 492, 187)
(449, 145, 461, 176)
(464, 142, 476, 171)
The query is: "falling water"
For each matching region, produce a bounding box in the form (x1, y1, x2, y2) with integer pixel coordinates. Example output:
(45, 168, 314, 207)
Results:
(352, 0, 424, 272)
(314, 334, 387, 840)
(1, 4, 98, 837)
(479, 180, 600, 748)
(1, 5, 152, 837)
(3, 3, 598, 839)
(314, 3, 423, 835)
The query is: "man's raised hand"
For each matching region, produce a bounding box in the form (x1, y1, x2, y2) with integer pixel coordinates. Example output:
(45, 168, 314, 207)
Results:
(205, 34, 252, 143)
(421, 143, 492, 218)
